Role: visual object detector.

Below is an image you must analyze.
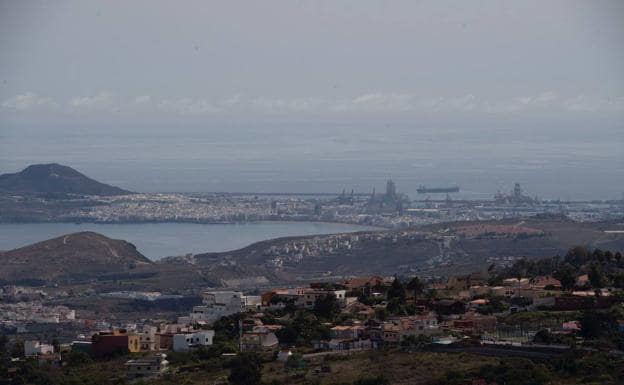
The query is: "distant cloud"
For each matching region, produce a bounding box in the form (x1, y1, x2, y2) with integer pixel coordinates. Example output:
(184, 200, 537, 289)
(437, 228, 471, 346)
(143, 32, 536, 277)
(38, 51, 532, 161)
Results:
(133, 95, 152, 105)
(1, 92, 57, 111)
(336, 93, 414, 112)
(251, 97, 325, 114)
(69, 92, 116, 111)
(2, 90, 623, 118)
(158, 97, 220, 115)
(563, 94, 624, 112)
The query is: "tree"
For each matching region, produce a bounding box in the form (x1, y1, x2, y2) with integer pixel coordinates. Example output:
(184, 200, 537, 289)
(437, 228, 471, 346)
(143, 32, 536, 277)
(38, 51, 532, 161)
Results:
(51, 338, 60, 353)
(0, 334, 7, 352)
(228, 353, 263, 385)
(386, 298, 403, 315)
(406, 277, 424, 297)
(612, 273, 624, 289)
(579, 310, 616, 339)
(291, 311, 329, 343)
(63, 351, 92, 367)
(387, 277, 406, 302)
(565, 246, 590, 268)
(313, 293, 339, 320)
(285, 353, 306, 370)
(554, 264, 577, 291)
(533, 329, 554, 344)
(425, 288, 438, 300)
(11, 339, 24, 358)
(588, 263, 605, 288)
(400, 334, 432, 348)
(275, 325, 298, 345)
(375, 307, 388, 321)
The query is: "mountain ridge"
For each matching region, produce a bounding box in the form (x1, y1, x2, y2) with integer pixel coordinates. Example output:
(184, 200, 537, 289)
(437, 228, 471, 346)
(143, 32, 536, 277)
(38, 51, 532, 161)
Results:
(0, 163, 132, 196)
(1, 218, 622, 289)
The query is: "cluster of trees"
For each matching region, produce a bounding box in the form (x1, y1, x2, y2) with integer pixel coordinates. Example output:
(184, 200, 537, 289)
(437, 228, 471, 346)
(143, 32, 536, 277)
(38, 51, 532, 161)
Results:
(578, 307, 624, 349)
(0, 351, 121, 385)
(355, 276, 428, 317)
(227, 353, 263, 385)
(270, 276, 429, 345)
(497, 247, 624, 290)
(274, 311, 330, 346)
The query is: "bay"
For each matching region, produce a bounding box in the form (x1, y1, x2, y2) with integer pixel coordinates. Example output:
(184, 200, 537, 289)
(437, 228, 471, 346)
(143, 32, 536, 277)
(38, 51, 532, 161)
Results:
(0, 222, 380, 261)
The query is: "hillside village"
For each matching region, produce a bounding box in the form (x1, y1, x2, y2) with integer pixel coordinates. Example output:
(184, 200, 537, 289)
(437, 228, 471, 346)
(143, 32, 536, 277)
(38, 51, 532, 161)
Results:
(3, 246, 624, 384)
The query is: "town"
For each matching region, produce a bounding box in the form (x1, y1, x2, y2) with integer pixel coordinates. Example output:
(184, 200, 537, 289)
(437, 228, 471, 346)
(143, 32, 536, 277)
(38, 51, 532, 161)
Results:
(2, 246, 623, 384)
(3, 181, 624, 230)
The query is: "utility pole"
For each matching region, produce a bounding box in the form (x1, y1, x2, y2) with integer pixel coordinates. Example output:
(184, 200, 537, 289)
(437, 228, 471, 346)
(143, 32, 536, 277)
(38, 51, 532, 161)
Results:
(238, 319, 242, 353)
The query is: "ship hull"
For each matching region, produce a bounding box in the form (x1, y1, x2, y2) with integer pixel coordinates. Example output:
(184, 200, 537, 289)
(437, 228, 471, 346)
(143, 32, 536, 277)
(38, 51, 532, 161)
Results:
(417, 186, 460, 194)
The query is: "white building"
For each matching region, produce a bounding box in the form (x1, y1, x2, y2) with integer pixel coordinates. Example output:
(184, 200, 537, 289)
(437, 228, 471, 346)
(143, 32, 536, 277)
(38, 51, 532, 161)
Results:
(189, 291, 245, 324)
(243, 295, 262, 309)
(172, 331, 215, 352)
(24, 340, 54, 356)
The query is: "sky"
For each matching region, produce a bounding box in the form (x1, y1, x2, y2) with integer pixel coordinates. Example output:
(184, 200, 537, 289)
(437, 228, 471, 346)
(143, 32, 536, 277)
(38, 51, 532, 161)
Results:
(0, 1, 623, 198)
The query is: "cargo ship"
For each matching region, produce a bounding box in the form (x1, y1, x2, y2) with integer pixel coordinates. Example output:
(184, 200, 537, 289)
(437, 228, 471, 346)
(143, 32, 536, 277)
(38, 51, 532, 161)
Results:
(417, 185, 460, 194)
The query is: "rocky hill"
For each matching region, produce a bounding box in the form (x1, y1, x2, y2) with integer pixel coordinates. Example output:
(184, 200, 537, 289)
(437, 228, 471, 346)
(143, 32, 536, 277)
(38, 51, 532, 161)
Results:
(0, 232, 152, 284)
(0, 163, 131, 196)
(194, 217, 624, 279)
(3, 218, 622, 290)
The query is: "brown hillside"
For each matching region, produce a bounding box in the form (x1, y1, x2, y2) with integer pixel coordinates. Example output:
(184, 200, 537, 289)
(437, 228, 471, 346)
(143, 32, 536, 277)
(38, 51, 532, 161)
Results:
(0, 232, 152, 284)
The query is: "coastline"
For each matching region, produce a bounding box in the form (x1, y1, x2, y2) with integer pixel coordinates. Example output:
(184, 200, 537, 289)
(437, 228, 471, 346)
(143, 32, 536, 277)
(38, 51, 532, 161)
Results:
(0, 221, 384, 260)
(0, 217, 389, 229)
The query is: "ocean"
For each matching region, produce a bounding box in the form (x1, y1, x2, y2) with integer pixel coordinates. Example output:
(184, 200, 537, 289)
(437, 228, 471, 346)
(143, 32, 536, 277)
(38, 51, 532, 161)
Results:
(1, 120, 622, 200)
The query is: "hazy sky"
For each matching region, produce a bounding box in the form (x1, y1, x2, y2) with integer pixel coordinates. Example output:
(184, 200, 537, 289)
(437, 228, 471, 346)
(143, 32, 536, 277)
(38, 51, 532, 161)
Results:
(1, 0, 623, 122)
(0, 1, 623, 198)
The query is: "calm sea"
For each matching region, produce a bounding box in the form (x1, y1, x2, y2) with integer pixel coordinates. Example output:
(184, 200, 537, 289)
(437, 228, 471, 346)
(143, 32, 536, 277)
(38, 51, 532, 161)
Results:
(0, 222, 379, 260)
(1, 121, 622, 200)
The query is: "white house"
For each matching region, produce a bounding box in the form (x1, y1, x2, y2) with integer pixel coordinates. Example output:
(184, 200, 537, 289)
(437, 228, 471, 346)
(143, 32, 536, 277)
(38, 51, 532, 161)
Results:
(189, 291, 245, 324)
(24, 340, 54, 356)
(172, 331, 215, 352)
(183, 291, 264, 326)
(243, 295, 262, 309)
